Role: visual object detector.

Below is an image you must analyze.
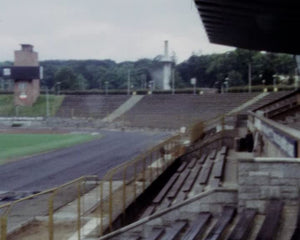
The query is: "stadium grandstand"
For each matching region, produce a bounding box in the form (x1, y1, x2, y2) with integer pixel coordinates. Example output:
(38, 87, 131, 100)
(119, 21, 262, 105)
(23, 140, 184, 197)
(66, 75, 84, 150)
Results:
(0, 1, 299, 240)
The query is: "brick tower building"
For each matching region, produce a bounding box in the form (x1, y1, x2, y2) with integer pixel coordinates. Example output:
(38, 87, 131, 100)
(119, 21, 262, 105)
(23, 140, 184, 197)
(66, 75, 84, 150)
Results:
(14, 44, 40, 106)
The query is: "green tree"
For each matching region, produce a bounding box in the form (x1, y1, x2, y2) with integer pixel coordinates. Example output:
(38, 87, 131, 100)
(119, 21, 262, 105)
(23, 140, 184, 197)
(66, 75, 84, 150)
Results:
(54, 67, 87, 90)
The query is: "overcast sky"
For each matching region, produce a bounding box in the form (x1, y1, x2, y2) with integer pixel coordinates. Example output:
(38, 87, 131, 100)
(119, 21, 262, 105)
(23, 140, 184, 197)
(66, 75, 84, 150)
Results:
(0, 0, 233, 63)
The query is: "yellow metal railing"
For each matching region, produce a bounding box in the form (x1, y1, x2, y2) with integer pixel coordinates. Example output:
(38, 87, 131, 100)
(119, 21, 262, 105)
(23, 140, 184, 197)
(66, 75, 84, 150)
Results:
(0, 114, 239, 239)
(98, 134, 184, 235)
(0, 134, 185, 239)
(0, 175, 98, 240)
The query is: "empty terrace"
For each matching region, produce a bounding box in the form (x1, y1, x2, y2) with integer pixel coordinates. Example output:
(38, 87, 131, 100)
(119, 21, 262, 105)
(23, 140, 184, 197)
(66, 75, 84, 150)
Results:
(116, 93, 259, 129)
(56, 95, 130, 119)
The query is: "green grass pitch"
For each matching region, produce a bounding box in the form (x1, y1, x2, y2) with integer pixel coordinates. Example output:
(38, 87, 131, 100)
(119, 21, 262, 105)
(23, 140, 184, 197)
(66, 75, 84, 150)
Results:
(0, 133, 99, 164)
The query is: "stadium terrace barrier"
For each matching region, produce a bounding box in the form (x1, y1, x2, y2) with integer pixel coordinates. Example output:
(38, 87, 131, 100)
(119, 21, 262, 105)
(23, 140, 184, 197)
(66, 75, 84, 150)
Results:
(248, 111, 300, 158)
(187, 113, 237, 141)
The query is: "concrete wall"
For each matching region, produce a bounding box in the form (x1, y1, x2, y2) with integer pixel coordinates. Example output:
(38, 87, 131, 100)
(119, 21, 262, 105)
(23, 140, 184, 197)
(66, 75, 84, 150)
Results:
(238, 158, 300, 213)
(248, 113, 299, 158)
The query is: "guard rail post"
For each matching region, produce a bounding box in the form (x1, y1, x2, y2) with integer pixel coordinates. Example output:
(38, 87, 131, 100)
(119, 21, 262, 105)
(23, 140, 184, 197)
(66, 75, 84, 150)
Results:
(122, 166, 127, 219)
(48, 190, 57, 240)
(77, 180, 81, 240)
(0, 216, 7, 240)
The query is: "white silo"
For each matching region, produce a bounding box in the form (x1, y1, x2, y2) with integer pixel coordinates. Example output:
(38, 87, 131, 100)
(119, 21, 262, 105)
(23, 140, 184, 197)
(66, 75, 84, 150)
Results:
(161, 40, 173, 90)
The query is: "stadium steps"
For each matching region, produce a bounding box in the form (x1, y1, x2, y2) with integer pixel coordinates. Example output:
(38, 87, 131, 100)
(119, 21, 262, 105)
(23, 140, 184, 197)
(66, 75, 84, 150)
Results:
(227, 92, 269, 115)
(114, 93, 259, 129)
(56, 95, 130, 119)
(240, 91, 292, 114)
(102, 95, 144, 122)
(99, 199, 292, 240)
(100, 206, 255, 240)
(139, 146, 229, 219)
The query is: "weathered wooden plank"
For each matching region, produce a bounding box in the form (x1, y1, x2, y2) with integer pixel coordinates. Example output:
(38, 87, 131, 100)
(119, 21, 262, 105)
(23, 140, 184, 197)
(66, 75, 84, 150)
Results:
(255, 200, 283, 240)
(153, 173, 179, 204)
(161, 221, 187, 240)
(227, 209, 257, 240)
(199, 161, 213, 184)
(182, 212, 211, 240)
(205, 206, 236, 240)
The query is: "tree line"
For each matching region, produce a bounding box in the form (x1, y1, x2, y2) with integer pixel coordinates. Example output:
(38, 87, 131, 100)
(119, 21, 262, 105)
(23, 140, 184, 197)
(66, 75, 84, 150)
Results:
(1, 48, 297, 91)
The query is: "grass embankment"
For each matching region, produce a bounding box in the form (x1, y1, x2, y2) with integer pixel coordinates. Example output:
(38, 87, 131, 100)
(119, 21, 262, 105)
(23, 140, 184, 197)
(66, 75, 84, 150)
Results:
(0, 133, 99, 164)
(0, 94, 64, 117)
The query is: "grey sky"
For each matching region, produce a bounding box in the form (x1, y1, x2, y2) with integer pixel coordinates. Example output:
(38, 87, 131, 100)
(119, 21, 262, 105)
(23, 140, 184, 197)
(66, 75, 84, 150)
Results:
(0, 0, 233, 62)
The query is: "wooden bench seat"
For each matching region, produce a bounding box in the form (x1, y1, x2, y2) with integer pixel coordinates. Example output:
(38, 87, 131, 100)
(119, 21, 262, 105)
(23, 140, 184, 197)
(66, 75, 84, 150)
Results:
(177, 162, 188, 172)
(219, 146, 228, 155)
(152, 173, 179, 204)
(147, 228, 165, 240)
(199, 161, 214, 185)
(157, 197, 172, 210)
(255, 200, 283, 240)
(187, 158, 197, 169)
(212, 153, 226, 180)
(181, 212, 211, 240)
(182, 164, 202, 192)
(174, 191, 187, 203)
(291, 198, 300, 240)
(198, 154, 208, 164)
(161, 221, 187, 240)
(118, 235, 141, 240)
(208, 149, 217, 160)
(205, 206, 236, 240)
(140, 205, 156, 219)
(167, 170, 190, 199)
(227, 209, 257, 240)
(210, 178, 221, 188)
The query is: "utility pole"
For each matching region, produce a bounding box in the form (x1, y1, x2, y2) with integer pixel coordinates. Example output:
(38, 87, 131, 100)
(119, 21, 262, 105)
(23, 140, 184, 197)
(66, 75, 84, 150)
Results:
(273, 74, 278, 92)
(248, 63, 252, 93)
(127, 70, 131, 95)
(105, 81, 108, 95)
(172, 69, 175, 95)
(46, 87, 50, 117)
(295, 68, 299, 90)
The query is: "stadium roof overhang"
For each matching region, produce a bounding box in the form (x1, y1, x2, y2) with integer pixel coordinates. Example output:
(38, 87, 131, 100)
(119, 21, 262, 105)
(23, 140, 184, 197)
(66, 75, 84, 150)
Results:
(194, 0, 300, 54)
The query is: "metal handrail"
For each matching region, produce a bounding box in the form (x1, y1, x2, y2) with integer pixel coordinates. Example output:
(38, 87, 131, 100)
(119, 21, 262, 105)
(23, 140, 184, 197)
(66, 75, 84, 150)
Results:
(0, 175, 98, 240)
(0, 130, 203, 239)
(0, 114, 234, 240)
(98, 133, 183, 233)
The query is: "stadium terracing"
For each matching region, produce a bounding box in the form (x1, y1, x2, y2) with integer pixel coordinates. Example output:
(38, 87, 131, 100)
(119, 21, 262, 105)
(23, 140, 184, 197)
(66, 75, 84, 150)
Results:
(0, 1, 300, 240)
